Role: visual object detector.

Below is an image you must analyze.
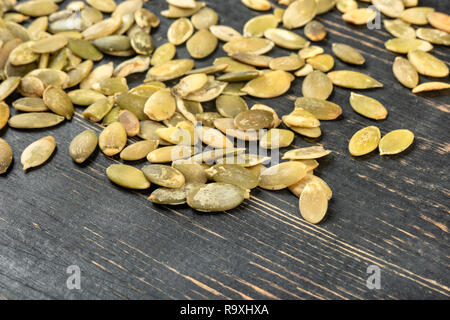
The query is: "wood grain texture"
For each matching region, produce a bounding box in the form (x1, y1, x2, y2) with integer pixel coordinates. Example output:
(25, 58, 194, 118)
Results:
(0, 0, 449, 300)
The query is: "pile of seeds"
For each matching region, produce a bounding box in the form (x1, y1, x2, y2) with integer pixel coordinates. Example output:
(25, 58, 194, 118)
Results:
(0, 0, 448, 224)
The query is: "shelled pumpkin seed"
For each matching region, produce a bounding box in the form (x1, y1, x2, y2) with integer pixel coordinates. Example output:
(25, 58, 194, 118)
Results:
(69, 129, 98, 164)
(0, 138, 13, 174)
(21, 136, 56, 171)
(379, 129, 414, 155)
(348, 126, 381, 156)
(106, 164, 150, 189)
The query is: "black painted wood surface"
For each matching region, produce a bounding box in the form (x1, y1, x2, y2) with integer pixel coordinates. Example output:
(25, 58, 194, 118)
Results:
(0, 0, 449, 300)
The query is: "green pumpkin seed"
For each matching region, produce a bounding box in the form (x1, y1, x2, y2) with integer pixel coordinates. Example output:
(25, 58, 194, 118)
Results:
(251, 104, 281, 127)
(144, 89, 176, 121)
(259, 161, 308, 190)
(43, 85, 74, 120)
(332, 43, 365, 65)
(113, 0, 143, 18)
(151, 42, 176, 66)
(205, 164, 259, 189)
(216, 95, 248, 118)
(30, 35, 67, 54)
(191, 7, 218, 30)
(82, 97, 114, 123)
(186, 29, 218, 59)
(243, 15, 279, 38)
(185, 148, 246, 164)
(102, 106, 120, 126)
(269, 54, 305, 71)
(348, 126, 381, 156)
(82, 16, 122, 41)
(183, 79, 227, 102)
(214, 57, 256, 73)
(401, 7, 434, 25)
(68, 89, 106, 106)
(234, 109, 274, 130)
(241, 0, 271, 11)
(416, 28, 450, 46)
(92, 77, 128, 95)
(148, 187, 188, 205)
(65, 60, 94, 88)
(412, 82, 450, 94)
(342, 8, 377, 25)
(379, 129, 414, 155)
(161, 2, 206, 18)
(113, 55, 150, 78)
(92, 35, 131, 53)
(291, 159, 320, 172)
(299, 182, 328, 224)
(327, 70, 383, 89)
(147, 145, 197, 163)
(283, 146, 331, 160)
(173, 73, 208, 97)
(118, 110, 139, 137)
(289, 174, 332, 200)
(385, 38, 433, 54)
(172, 162, 208, 184)
(383, 19, 416, 39)
(216, 70, 260, 82)
(392, 56, 419, 88)
(99, 122, 127, 156)
(372, 0, 404, 18)
(187, 182, 246, 212)
(260, 129, 294, 149)
(306, 54, 334, 72)
(21, 136, 56, 171)
(141, 164, 185, 188)
(167, 0, 196, 9)
(315, 0, 336, 14)
(350, 92, 388, 120)
(284, 108, 320, 128)
(17, 75, 44, 98)
(68, 38, 103, 61)
(116, 92, 148, 120)
(69, 129, 98, 164)
(106, 164, 150, 189)
(0, 76, 20, 100)
(229, 53, 272, 68)
(8, 112, 65, 129)
(213, 118, 260, 141)
(130, 31, 154, 55)
(295, 97, 341, 120)
(215, 154, 269, 167)
(223, 37, 274, 55)
(304, 20, 326, 41)
(120, 140, 159, 162)
(145, 59, 194, 82)
(12, 97, 47, 112)
(302, 71, 333, 100)
(163, 112, 188, 127)
(15, 0, 58, 17)
(209, 25, 242, 42)
(221, 82, 246, 96)
(177, 99, 203, 123)
(0, 138, 13, 174)
(283, 0, 316, 29)
(241, 70, 291, 98)
(427, 12, 450, 34)
(167, 18, 194, 46)
(407, 49, 449, 77)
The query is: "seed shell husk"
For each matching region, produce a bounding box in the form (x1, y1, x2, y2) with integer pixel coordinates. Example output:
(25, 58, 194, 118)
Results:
(12, 97, 48, 112)
(332, 43, 365, 65)
(213, 118, 260, 141)
(299, 182, 328, 224)
(260, 129, 294, 149)
(106, 164, 150, 190)
(392, 56, 419, 88)
(99, 122, 127, 156)
(186, 29, 218, 59)
(8, 112, 65, 129)
(151, 42, 176, 66)
(327, 70, 383, 89)
(0, 138, 13, 174)
(302, 71, 333, 100)
(0, 102, 10, 130)
(283, 0, 317, 29)
(145, 59, 194, 82)
(173, 73, 208, 97)
(295, 64, 314, 77)
(416, 28, 450, 46)
(348, 126, 381, 156)
(147, 145, 197, 163)
(191, 7, 218, 30)
(342, 8, 376, 25)
(427, 12, 450, 34)
(306, 54, 334, 72)
(209, 25, 242, 42)
(142, 164, 185, 189)
(383, 19, 416, 39)
(214, 57, 255, 74)
(385, 38, 433, 54)
(283, 146, 331, 160)
(15, 0, 58, 17)
(197, 126, 234, 149)
(187, 182, 246, 212)
(349, 93, 388, 120)
(269, 54, 305, 71)
(67, 38, 103, 61)
(0, 76, 20, 101)
(251, 104, 281, 127)
(379, 129, 414, 155)
(294, 97, 342, 120)
(161, 2, 206, 18)
(304, 20, 326, 41)
(206, 164, 259, 189)
(172, 162, 208, 184)
(168, 18, 194, 46)
(241, 70, 291, 98)
(259, 161, 308, 190)
(223, 37, 274, 55)
(244, 14, 279, 38)
(31, 35, 68, 53)
(284, 108, 320, 128)
(216, 95, 248, 118)
(234, 109, 274, 130)
(183, 79, 227, 102)
(372, 0, 404, 18)
(42, 85, 74, 120)
(21, 136, 56, 171)
(401, 7, 434, 25)
(229, 53, 272, 68)
(148, 187, 188, 205)
(407, 50, 449, 78)
(412, 82, 450, 94)
(69, 129, 98, 164)
(289, 174, 332, 200)
(242, 0, 271, 11)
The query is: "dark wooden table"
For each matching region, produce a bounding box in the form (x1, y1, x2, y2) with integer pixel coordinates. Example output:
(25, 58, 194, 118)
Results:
(0, 0, 449, 300)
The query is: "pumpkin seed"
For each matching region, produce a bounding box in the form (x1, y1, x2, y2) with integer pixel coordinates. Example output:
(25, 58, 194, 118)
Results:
(392, 56, 419, 88)
(217, 70, 260, 82)
(17, 75, 44, 98)
(119, 110, 140, 137)
(269, 54, 305, 71)
(42, 85, 74, 120)
(12, 97, 47, 112)
(15, 0, 58, 17)
(348, 126, 381, 156)
(68, 38, 103, 61)
(416, 28, 450, 46)
(259, 161, 307, 190)
(113, 55, 150, 78)
(167, 18, 194, 46)
(427, 12, 450, 34)
(213, 118, 260, 141)
(315, 0, 336, 14)
(283, 146, 331, 160)
(412, 82, 450, 94)
(197, 126, 234, 149)
(332, 43, 365, 65)
(167, 0, 196, 9)
(177, 99, 203, 123)
(251, 104, 281, 127)
(327, 70, 383, 89)
(0, 76, 20, 100)
(241, 70, 291, 98)
(68, 89, 106, 106)
(8, 112, 65, 129)
(283, 119, 322, 138)
(295, 97, 342, 120)
(299, 182, 328, 224)
(407, 50, 449, 78)
(379, 129, 414, 155)
(401, 7, 434, 25)
(148, 187, 188, 205)
(145, 59, 194, 82)
(0, 102, 9, 130)
(130, 31, 154, 55)
(172, 162, 208, 183)
(65, 60, 94, 88)
(209, 25, 242, 42)
(205, 164, 259, 189)
(302, 71, 333, 100)
(113, 0, 143, 18)
(216, 95, 248, 118)
(385, 38, 433, 54)
(82, 96, 114, 123)
(214, 57, 256, 73)
(283, 0, 317, 29)
(221, 82, 246, 96)
(173, 73, 208, 97)
(402, 0, 418, 7)
(284, 108, 320, 128)
(187, 182, 246, 212)
(87, 0, 116, 13)
(244, 14, 279, 38)
(289, 174, 332, 199)
(147, 145, 197, 163)
(229, 53, 272, 68)
(102, 106, 120, 126)
(92, 35, 131, 53)
(343, 8, 377, 25)
(306, 54, 334, 72)
(185, 148, 246, 164)
(304, 20, 326, 41)
(163, 112, 188, 127)
(99, 122, 127, 156)
(106, 164, 150, 189)
(151, 42, 176, 66)
(186, 29, 218, 59)
(137, 120, 168, 144)
(372, 0, 404, 18)
(383, 19, 416, 39)
(349, 92, 388, 120)
(141, 89, 175, 122)
(183, 79, 227, 102)
(215, 154, 269, 167)
(242, 0, 271, 11)
(156, 123, 197, 145)
(0, 138, 13, 174)
(69, 129, 98, 164)
(9, 42, 39, 66)
(21, 136, 56, 171)
(115, 92, 147, 120)
(234, 109, 274, 130)
(191, 7, 218, 30)
(223, 37, 274, 55)
(295, 64, 314, 77)
(337, 0, 358, 13)
(135, 8, 159, 29)
(162, 2, 206, 18)
(260, 128, 294, 149)
(82, 16, 122, 41)
(141, 164, 185, 188)
(30, 35, 67, 54)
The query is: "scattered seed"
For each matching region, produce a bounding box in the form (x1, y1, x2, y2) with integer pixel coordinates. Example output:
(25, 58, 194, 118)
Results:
(172, 162, 208, 184)
(343, 8, 377, 25)
(197, 126, 234, 149)
(119, 110, 140, 137)
(144, 89, 176, 121)
(209, 25, 242, 42)
(332, 43, 365, 65)
(407, 49, 449, 78)
(306, 54, 334, 72)
(173, 73, 208, 97)
(0, 138, 13, 174)
(168, 18, 194, 45)
(145, 59, 194, 82)
(304, 20, 326, 41)
(99, 122, 127, 156)
(379, 129, 414, 155)
(412, 82, 450, 94)
(106, 164, 150, 189)
(269, 54, 304, 71)
(244, 14, 279, 38)
(295, 97, 342, 120)
(383, 19, 416, 39)
(327, 70, 383, 89)
(234, 109, 274, 130)
(372, 0, 404, 18)
(385, 38, 433, 54)
(416, 28, 450, 46)
(183, 79, 227, 102)
(21, 136, 56, 171)
(283, 0, 316, 29)
(392, 56, 419, 88)
(350, 92, 388, 120)
(213, 117, 260, 141)
(283, 146, 331, 160)
(260, 128, 294, 149)
(299, 183, 328, 224)
(147, 145, 197, 163)
(42, 85, 74, 120)
(290, 174, 332, 200)
(259, 161, 308, 190)
(151, 42, 176, 66)
(69, 129, 98, 164)
(223, 37, 274, 55)
(187, 29, 218, 58)
(401, 7, 434, 25)
(8, 112, 65, 129)
(284, 108, 320, 128)
(142, 164, 185, 188)
(302, 71, 333, 100)
(206, 164, 259, 189)
(148, 187, 188, 205)
(241, 70, 291, 98)
(348, 126, 381, 156)
(427, 12, 450, 34)
(187, 182, 246, 212)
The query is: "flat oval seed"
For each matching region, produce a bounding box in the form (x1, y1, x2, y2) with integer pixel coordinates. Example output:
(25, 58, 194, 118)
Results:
(0, 102, 10, 130)
(337, 0, 358, 13)
(407, 50, 449, 78)
(259, 161, 308, 190)
(15, 0, 58, 17)
(214, 57, 255, 73)
(216, 70, 260, 82)
(119, 110, 140, 137)
(120, 140, 159, 161)
(82, 16, 122, 41)
(142, 164, 185, 188)
(284, 108, 320, 128)
(145, 59, 194, 82)
(30, 35, 68, 53)
(348, 126, 381, 156)
(206, 164, 259, 189)
(327, 70, 383, 89)
(0, 138, 13, 174)
(289, 174, 332, 200)
(151, 42, 176, 66)
(187, 182, 245, 212)
(213, 118, 260, 141)
(412, 82, 450, 94)
(343, 8, 376, 25)
(0, 76, 21, 101)
(21, 136, 56, 171)
(401, 7, 434, 25)
(392, 56, 419, 88)
(416, 28, 450, 46)
(350, 93, 388, 120)
(427, 12, 450, 34)
(306, 54, 334, 72)
(283, 0, 317, 29)
(144, 89, 176, 121)
(283, 120, 322, 138)
(251, 104, 282, 127)
(186, 29, 218, 59)
(372, 0, 404, 18)
(197, 126, 234, 149)
(168, 18, 194, 45)
(69, 129, 98, 164)
(147, 146, 197, 163)
(68, 89, 106, 106)
(295, 97, 342, 120)
(183, 79, 227, 102)
(332, 43, 365, 65)
(148, 187, 188, 205)
(8, 112, 65, 129)
(43, 85, 74, 120)
(244, 14, 279, 38)
(68, 38, 103, 61)
(304, 20, 326, 41)
(385, 38, 433, 54)
(234, 109, 273, 130)
(383, 19, 416, 39)
(209, 25, 242, 42)
(191, 7, 218, 30)
(93, 77, 128, 95)
(173, 73, 208, 97)
(87, 0, 117, 13)
(167, 0, 196, 9)
(106, 164, 150, 189)
(241, 0, 271, 11)
(12, 97, 48, 112)
(172, 162, 208, 184)
(379, 129, 414, 155)
(269, 55, 305, 71)
(299, 183, 328, 224)
(260, 129, 294, 149)
(282, 146, 331, 160)
(99, 122, 127, 156)
(216, 95, 248, 118)
(138, 120, 169, 144)
(162, 2, 206, 18)
(223, 37, 274, 55)
(241, 70, 291, 98)
(302, 71, 333, 100)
